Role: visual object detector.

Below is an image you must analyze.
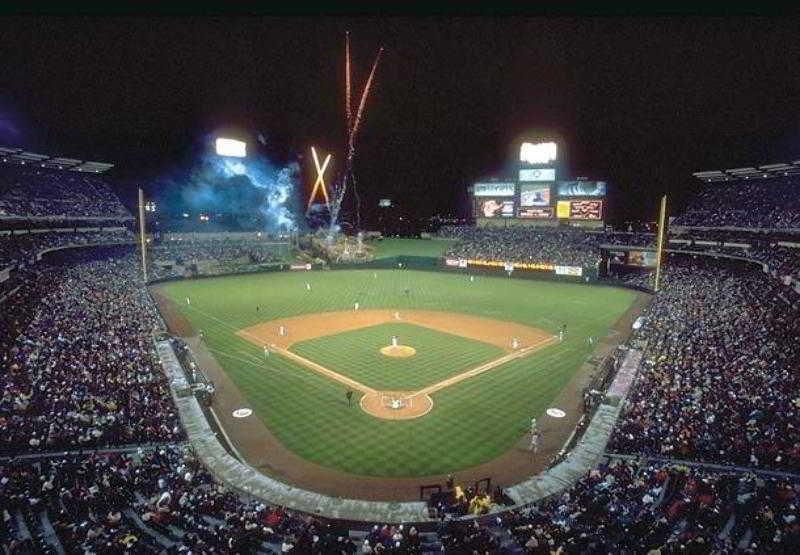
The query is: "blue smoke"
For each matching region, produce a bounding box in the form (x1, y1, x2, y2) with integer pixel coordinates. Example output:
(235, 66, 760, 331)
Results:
(157, 147, 302, 232)
(211, 155, 300, 231)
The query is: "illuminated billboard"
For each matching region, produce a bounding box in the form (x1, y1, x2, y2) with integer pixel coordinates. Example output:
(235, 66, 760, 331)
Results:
(378, 199, 392, 207)
(477, 198, 515, 218)
(518, 207, 554, 219)
(519, 183, 551, 206)
(569, 200, 603, 220)
(557, 181, 607, 197)
(215, 138, 247, 158)
(627, 250, 657, 267)
(556, 200, 603, 220)
(520, 142, 557, 165)
(519, 168, 556, 182)
(473, 182, 515, 197)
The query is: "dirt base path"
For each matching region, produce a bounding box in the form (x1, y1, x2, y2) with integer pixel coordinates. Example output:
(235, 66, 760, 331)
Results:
(237, 309, 550, 352)
(238, 309, 554, 420)
(150, 285, 652, 501)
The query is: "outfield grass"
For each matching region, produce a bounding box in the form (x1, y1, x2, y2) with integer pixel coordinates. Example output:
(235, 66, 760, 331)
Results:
(291, 322, 503, 390)
(370, 238, 453, 259)
(158, 269, 638, 477)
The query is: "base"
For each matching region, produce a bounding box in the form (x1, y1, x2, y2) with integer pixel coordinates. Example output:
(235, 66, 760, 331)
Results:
(360, 391, 434, 420)
(379, 345, 417, 358)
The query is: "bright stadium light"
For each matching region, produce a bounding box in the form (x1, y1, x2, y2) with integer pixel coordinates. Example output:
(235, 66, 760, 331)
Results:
(520, 141, 557, 165)
(215, 137, 247, 158)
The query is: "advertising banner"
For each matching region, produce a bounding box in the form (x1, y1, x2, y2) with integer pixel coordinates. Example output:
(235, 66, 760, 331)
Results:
(554, 266, 583, 276)
(517, 207, 554, 219)
(444, 259, 469, 268)
(519, 183, 551, 206)
(519, 168, 556, 182)
(557, 181, 607, 197)
(466, 259, 555, 272)
(477, 198, 515, 218)
(473, 182, 515, 197)
(290, 263, 313, 271)
(556, 200, 571, 218)
(569, 200, 603, 220)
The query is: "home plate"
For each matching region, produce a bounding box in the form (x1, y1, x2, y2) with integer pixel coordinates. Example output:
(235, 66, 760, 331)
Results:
(546, 408, 566, 418)
(232, 408, 253, 418)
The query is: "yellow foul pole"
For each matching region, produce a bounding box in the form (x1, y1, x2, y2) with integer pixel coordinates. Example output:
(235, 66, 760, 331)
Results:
(138, 187, 148, 283)
(653, 195, 668, 292)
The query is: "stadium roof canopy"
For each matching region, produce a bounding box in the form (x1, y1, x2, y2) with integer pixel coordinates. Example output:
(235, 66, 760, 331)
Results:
(693, 160, 800, 182)
(0, 145, 114, 173)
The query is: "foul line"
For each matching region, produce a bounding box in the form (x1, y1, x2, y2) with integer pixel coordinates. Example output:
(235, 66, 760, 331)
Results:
(418, 335, 560, 396)
(271, 335, 559, 402)
(270, 346, 376, 394)
(183, 303, 562, 408)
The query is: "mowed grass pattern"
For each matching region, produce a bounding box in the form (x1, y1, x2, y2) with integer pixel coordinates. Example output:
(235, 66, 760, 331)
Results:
(291, 323, 503, 390)
(158, 267, 639, 476)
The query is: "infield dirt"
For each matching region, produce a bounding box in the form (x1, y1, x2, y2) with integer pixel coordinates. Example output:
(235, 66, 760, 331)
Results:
(236, 309, 552, 352)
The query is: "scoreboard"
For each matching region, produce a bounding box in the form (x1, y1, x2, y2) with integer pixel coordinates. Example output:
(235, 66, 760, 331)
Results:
(472, 141, 606, 225)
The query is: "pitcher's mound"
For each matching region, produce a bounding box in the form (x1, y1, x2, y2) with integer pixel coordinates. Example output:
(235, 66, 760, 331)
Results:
(380, 345, 417, 358)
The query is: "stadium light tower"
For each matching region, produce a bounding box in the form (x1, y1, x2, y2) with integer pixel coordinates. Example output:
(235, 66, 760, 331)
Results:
(215, 137, 247, 158)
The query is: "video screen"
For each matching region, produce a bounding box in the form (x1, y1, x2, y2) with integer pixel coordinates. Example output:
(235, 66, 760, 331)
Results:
(519, 183, 551, 206)
(517, 206, 554, 219)
(627, 250, 657, 267)
(557, 181, 607, 197)
(569, 200, 603, 220)
(477, 198, 515, 218)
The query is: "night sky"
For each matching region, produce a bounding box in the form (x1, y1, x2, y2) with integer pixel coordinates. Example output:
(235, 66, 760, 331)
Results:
(2, 15, 800, 226)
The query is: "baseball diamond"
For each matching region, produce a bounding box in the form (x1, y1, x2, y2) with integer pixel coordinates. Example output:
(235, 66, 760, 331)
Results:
(152, 268, 642, 494)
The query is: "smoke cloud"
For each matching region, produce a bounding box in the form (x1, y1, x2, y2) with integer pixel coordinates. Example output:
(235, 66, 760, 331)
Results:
(156, 147, 302, 232)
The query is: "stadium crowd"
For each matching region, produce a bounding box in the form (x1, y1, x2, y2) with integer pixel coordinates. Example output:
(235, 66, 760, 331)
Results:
(673, 177, 800, 229)
(439, 226, 601, 268)
(609, 256, 800, 471)
(149, 236, 288, 280)
(0, 247, 182, 455)
(0, 229, 133, 270)
(501, 458, 799, 553)
(0, 165, 130, 219)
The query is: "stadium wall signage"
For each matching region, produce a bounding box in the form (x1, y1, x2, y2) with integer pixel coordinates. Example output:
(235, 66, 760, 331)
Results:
(473, 182, 516, 197)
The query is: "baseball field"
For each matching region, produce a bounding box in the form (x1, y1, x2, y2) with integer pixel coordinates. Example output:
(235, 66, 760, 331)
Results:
(154, 267, 640, 481)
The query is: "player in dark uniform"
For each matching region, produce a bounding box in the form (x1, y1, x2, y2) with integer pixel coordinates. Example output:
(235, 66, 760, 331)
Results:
(346, 390, 354, 407)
